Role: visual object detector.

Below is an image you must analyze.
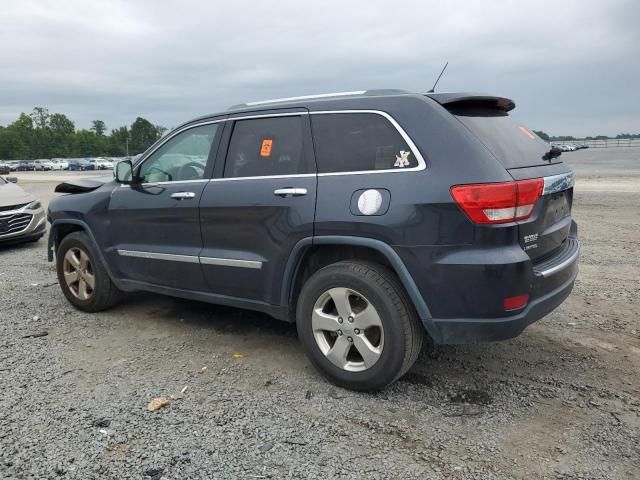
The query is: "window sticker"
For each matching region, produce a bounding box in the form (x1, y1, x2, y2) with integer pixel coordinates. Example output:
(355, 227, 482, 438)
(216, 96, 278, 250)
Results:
(394, 150, 411, 168)
(260, 139, 273, 157)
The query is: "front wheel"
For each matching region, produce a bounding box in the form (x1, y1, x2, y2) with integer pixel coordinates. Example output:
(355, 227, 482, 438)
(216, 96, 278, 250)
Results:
(296, 261, 423, 391)
(56, 231, 121, 312)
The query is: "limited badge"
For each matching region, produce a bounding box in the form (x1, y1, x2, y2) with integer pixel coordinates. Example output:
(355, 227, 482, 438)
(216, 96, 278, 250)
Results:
(394, 150, 411, 167)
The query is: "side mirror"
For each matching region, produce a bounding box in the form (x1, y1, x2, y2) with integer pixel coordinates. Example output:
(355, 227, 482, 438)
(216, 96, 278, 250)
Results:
(6, 176, 18, 183)
(115, 160, 134, 184)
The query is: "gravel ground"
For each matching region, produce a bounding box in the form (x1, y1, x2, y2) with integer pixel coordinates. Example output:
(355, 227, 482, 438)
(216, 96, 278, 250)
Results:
(1, 149, 639, 479)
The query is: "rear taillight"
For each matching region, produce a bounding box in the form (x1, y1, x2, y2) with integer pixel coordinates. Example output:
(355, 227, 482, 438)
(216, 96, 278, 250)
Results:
(450, 178, 543, 224)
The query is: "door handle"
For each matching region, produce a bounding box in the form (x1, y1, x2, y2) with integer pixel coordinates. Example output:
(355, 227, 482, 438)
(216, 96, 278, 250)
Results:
(274, 188, 308, 198)
(170, 191, 196, 200)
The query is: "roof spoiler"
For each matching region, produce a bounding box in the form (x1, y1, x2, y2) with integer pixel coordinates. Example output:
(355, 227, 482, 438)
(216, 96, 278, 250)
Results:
(425, 93, 516, 112)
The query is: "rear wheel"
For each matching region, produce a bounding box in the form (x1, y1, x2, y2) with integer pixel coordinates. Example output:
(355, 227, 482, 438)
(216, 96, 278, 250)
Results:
(56, 231, 121, 312)
(296, 261, 423, 391)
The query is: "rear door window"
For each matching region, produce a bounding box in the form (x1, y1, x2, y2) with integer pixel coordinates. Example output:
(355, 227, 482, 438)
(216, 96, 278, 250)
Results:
(223, 116, 310, 178)
(311, 113, 417, 173)
(449, 106, 557, 169)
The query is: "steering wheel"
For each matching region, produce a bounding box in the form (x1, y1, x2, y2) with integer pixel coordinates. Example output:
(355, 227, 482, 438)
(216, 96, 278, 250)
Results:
(177, 161, 204, 181)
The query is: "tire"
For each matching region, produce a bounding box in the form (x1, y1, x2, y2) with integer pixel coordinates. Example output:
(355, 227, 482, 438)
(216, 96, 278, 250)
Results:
(56, 231, 121, 312)
(296, 261, 423, 391)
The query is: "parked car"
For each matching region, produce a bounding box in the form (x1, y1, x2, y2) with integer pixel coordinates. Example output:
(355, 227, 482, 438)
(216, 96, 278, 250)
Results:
(68, 159, 95, 171)
(95, 158, 114, 170)
(8, 161, 19, 172)
(0, 175, 46, 244)
(47, 90, 579, 391)
(0, 162, 10, 175)
(16, 161, 33, 171)
(50, 159, 65, 171)
(33, 160, 53, 171)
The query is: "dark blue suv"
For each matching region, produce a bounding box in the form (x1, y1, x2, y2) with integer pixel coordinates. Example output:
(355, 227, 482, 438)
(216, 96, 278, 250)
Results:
(47, 90, 579, 390)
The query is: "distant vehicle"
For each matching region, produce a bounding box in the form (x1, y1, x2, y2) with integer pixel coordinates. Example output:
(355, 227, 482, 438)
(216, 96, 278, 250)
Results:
(0, 162, 10, 175)
(50, 160, 64, 171)
(16, 161, 35, 171)
(84, 159, 99, 170)
(8, 161, 19, 172)
(95, 158, 114, 170)
(58, 159, 70, 170)
(68, 159, 94, 171)
(33, 160, 53, 171)
(47, 90, 579, 391)
(0, 175, 46, 244)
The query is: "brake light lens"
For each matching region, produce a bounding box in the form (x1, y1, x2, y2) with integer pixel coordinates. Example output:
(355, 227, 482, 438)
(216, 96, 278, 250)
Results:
(450, 178, 543, 224)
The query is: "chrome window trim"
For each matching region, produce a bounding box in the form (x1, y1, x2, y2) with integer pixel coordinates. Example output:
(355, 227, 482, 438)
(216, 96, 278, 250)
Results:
(543, 172, 575, 195)
(117, 249, 262, 269)
(128, 109, 427, 184)
(133, 119, 225, 170)
(310, 110, 426, 176)
(211, 173, 316, 183)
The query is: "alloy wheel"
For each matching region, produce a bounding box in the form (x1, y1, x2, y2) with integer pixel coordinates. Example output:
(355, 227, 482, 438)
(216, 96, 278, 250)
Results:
(62, 247, 95, 300)
(311, 287, 384, 372)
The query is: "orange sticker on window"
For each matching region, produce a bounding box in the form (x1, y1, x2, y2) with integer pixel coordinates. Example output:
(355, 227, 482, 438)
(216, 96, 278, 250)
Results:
(519, 126, 535, 140)
(260, 139, 273, 157)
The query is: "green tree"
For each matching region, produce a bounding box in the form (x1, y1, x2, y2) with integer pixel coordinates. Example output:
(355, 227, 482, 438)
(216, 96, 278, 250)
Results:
(533, 130, 550, 142)
(91, 120, 107, 136)
(129, 117, 161, 154)
(49, 113, 76, 157)
(109, 126, 130, 156)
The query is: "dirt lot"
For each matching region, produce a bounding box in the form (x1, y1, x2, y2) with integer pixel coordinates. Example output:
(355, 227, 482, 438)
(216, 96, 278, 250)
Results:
(1, 149, 638, 479)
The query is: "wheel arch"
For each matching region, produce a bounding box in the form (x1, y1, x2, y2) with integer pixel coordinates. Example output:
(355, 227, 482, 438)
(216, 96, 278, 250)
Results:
(282, 236, 435, 337)
(48, 219, 123, 289)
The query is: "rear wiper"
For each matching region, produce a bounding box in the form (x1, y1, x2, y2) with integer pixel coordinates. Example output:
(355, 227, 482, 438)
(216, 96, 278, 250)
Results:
(542, 146, 562, 161)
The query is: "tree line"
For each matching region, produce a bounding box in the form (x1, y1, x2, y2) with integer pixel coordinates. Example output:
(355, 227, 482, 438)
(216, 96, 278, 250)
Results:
(0, 107, 167, 160)
(533, 130, 640, 142)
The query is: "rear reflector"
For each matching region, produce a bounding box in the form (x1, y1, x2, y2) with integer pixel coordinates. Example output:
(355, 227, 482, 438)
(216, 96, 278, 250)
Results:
(503, 294, 530, 311)
(450, 178, 543, 224)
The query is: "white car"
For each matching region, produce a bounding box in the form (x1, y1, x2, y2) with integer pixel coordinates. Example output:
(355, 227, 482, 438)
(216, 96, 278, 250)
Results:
(94, 158, 114, 170)
(50, 159, 64, 171)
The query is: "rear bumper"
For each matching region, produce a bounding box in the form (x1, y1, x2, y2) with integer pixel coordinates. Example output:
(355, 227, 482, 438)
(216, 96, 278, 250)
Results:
(395, 223, 580, 344)
(429, 267, 577, 343)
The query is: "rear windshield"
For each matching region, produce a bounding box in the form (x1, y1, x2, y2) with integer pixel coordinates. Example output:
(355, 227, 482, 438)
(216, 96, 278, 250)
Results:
(449, 105, 559, 169)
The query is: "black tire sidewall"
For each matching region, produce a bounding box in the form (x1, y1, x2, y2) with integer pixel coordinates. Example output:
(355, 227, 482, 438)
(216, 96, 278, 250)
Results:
(297, 263, 409, 391)
(56, 233, 107, 311)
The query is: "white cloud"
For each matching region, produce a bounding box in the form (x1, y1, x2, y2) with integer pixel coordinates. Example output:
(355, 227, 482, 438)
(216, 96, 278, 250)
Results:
(0, 0, 638, 136)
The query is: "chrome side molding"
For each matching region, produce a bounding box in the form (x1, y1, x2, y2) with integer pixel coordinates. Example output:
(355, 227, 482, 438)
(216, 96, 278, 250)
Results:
(117, 249, 262, 269)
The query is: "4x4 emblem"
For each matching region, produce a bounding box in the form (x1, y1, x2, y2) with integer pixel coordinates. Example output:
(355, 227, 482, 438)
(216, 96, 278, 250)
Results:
(394, 150, 411, 168)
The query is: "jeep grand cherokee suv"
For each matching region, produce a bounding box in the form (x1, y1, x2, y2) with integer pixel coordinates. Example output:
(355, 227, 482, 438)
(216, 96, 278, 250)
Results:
(47, 90, 579, 390)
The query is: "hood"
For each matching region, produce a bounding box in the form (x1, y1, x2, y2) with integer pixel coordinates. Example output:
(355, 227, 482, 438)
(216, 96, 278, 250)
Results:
(0, 181, 34, 208)
(55, 175, 113, 194)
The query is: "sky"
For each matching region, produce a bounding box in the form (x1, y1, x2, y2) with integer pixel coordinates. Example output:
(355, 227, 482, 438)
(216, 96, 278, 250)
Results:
(1, 0, 638, 138)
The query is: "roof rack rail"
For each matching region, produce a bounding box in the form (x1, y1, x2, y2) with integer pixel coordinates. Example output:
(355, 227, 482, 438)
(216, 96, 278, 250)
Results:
(228, 89, 409, 110)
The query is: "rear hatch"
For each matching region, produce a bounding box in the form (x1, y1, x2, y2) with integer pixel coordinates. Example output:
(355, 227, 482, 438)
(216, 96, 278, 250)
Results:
(433, 94, 574, 261)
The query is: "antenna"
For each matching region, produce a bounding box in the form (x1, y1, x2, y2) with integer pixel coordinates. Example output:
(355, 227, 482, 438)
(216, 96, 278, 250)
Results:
(427, 61, 449, 93)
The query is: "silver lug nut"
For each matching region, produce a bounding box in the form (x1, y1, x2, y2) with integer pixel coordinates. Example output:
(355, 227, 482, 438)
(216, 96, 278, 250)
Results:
(348, 316, 354, 323)
(354, 328, 360, 334)
(347, 336, 353, 342)
(338, 317, 343, 323)
(337, 330, 343, 336)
